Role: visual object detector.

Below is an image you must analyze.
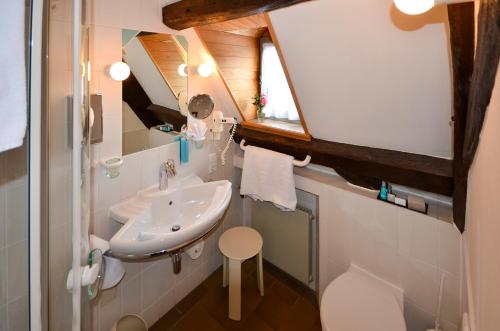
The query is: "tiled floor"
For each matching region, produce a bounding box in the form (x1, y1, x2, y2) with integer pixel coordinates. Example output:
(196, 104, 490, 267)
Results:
(151, 259, 322, 331)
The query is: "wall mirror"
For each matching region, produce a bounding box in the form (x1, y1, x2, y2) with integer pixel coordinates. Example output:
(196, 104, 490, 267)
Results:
(121, 29, 189, 155)
(188, 94, 215, 119)
(195, 14, 310, 141)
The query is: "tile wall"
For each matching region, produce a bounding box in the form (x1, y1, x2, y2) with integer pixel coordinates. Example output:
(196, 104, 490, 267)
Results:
(90, 142, 243, 330)
(0, 142, 29, 330)
(318, 183, 462, 331)
(236, 157, 463, 331)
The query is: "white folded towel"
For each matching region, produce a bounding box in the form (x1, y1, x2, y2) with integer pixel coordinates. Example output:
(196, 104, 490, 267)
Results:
(240, 145, 297, 211)
(0, 1, 27, 152)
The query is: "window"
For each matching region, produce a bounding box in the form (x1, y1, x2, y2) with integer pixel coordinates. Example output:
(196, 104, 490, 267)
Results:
(260, 41, 299, 121)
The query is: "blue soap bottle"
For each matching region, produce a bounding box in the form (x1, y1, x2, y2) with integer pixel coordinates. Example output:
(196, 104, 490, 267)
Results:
(380, 181, 388, 201)
(180, 136, 189, 164)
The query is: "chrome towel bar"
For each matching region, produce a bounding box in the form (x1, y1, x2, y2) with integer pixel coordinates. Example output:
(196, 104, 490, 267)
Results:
(239, 139, 312, 167)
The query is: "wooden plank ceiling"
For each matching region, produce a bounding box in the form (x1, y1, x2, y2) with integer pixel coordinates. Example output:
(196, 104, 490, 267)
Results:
(197, 14, 269, 119)
(137, 33, 188, 97)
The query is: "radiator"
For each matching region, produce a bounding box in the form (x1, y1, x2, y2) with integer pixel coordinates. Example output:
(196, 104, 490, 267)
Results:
(251, 200, 313, 285)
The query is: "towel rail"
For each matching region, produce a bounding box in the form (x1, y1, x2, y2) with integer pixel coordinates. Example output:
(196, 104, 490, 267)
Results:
(240, 139, 311, 167)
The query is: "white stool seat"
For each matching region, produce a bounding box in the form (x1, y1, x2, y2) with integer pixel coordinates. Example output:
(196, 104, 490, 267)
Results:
(219, 226, 263, 260)
(218, 226, 264, 321)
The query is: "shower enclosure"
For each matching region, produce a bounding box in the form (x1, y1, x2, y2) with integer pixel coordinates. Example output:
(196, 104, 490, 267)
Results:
(0, 0, 93, 330)
(42, 0, 93, 329)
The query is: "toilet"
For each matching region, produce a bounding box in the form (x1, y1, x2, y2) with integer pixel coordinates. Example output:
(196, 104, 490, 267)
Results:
(320, 265, 407, 331)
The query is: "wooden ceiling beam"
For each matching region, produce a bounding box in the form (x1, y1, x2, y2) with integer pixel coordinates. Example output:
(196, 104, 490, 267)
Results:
(235, 126, 454, 196)
(162, 0, 313, 30)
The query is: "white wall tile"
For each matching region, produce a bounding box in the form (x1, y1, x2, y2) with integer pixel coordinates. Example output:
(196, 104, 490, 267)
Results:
(122, 261, 142, 284)
(48, 223, 72, 281)
(0, 187, 6, 250)
(439, 222, 462, 277)
(400, 257, 439, 313)
(91, 0, 122, 28)
(99, 286, 122, 331)
(441, 272, 461, 326)
(316, 180, 462, 331)
(120, 0, 143, 30)
(403, 299, 434, 331)
(139, 148, 161, 189)
(141, 299, 159, 328)
(0, 249, 6, 307)
(122, 274, 142, 316)
(0, 304, 6, 331)
(6, 296, 28, 331)
(156, 288, 176, 320)
(120, 153, 142, 199)
(7, 240, 28, 302)
(373, 201, 399, 248)
(141, 259, 175, 309)
(403, 209, 440, 266)
(5, 183, 28, 245)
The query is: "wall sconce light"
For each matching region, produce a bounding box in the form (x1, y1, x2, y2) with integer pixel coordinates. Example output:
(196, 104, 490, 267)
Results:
(109, 61, 130, 81)
(394, 0, 472, 15)
(197, 63, 213, 78)
(178, 63, 188, 77)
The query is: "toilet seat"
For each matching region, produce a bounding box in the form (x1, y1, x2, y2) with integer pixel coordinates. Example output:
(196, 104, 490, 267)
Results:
(320, 268, 407, 331)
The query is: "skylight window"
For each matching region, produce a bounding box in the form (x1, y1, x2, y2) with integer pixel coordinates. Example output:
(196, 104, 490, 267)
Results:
(260, 41, 299, 121)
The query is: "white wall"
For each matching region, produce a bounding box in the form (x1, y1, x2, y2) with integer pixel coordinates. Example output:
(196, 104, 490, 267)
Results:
(269, 0, 453, 157)
(123, 37, 179, 109)
(464, 64, 500, 331)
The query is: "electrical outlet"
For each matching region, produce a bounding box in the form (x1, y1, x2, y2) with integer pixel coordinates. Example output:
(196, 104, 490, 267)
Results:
(208, 153, 217, 174)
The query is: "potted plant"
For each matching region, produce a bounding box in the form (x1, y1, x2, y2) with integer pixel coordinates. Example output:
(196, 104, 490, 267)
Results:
(253, 92, 267, 122)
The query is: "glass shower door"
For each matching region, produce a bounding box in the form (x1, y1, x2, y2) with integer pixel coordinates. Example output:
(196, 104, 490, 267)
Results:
(45, 0, 92, 329)
(0, 0, 34, 330)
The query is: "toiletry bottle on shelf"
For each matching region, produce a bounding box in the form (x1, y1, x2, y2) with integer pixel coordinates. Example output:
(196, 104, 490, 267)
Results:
(380, 181, 388, 201)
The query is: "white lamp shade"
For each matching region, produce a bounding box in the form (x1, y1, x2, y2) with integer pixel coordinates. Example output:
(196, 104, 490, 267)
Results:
(197, 63, 213, 78)
(178, 63, 188, 77)
(394, 0, 435, 15)
(109, 61, 131, 81)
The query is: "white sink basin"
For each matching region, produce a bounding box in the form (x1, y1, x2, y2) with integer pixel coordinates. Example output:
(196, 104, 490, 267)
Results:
(109, 180, 232, 258)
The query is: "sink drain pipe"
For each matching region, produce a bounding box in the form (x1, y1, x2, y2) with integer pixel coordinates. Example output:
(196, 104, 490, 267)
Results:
(171, 252, 182, 274)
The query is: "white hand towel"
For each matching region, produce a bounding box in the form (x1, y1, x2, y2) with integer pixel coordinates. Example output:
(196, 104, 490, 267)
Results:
(0, 1, 27, 152)
(240, 145, 297, 211)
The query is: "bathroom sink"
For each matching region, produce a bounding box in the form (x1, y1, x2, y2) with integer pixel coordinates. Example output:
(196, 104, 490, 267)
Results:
(138, 174, 203, 198)
(109, 180, 232, 258)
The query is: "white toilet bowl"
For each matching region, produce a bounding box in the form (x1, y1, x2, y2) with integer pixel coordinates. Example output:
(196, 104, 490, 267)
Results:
(320, 265, 407, 331)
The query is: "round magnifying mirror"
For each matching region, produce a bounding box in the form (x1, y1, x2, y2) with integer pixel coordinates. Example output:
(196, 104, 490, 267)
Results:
(188, 94, 214, 119)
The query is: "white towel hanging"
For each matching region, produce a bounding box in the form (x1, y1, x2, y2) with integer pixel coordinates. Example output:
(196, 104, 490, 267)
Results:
(0, 1, 27, 152)
(240, 144, 297, 211)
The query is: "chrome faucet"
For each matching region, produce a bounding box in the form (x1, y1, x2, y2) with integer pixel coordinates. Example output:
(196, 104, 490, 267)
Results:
(159, 159, 176, 191)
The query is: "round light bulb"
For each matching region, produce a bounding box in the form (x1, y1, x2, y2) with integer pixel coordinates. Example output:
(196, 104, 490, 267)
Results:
(197, 63, 213, 78)
(109, 61, 130, 81)
(394, 0, 435, 15)
(177, 63, 188, 77)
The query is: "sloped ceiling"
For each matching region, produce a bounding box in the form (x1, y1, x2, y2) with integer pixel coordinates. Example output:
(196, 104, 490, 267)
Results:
(268, 0, 453, 158)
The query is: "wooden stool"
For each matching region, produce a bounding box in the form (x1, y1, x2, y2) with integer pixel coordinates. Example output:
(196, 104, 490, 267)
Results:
(218, 226, 264, 321)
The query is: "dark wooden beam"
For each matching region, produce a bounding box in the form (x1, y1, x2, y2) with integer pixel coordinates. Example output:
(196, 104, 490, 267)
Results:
(463, 0, 500, 168)
(147, 104, 187, 132)
(447, 3, 475, 232)
(162, 0, 313, 30)
(235, 126, 453, 196)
